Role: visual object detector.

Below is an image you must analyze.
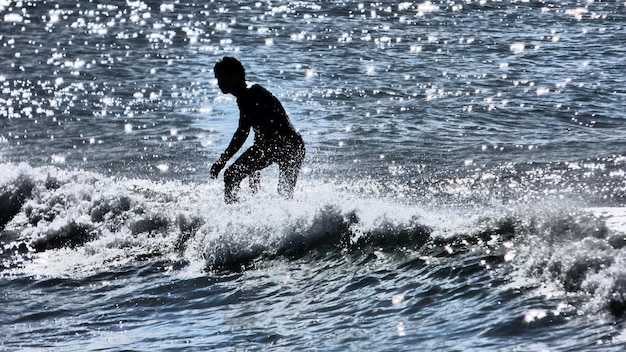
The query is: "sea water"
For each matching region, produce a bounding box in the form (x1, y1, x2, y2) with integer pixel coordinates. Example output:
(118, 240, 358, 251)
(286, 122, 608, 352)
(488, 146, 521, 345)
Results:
(1, 0, 625, 350)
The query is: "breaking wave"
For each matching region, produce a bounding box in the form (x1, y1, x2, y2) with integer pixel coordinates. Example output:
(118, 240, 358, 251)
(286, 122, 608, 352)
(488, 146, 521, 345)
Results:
(1, 162, 625, 318)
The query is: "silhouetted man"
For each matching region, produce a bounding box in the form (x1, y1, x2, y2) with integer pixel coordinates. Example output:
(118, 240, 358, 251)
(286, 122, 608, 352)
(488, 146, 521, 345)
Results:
(210, 57, 305, 203)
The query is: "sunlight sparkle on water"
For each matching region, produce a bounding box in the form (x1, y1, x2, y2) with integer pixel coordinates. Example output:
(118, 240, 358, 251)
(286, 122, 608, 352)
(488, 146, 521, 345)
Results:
(510, 43, 525, 54)
(523, 309, 548, 323)
(396, 322, 406, 337)
(417, 1, 439, 16)
(4, 13, 23, 22)
(536, 87, 550, 96)
(392, 293, 404, 305)
(565, 8, 588, 21)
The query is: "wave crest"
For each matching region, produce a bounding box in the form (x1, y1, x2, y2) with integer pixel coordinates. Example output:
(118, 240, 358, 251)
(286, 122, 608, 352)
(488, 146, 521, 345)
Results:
(1, 163, 625, 318)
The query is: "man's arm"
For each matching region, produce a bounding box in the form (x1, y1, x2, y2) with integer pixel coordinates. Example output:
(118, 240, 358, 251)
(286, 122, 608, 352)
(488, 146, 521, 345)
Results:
(210, 118, 250, 178)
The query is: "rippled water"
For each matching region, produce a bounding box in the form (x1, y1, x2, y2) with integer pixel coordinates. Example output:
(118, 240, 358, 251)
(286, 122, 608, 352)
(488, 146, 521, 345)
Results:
(1, 0, 626, 350)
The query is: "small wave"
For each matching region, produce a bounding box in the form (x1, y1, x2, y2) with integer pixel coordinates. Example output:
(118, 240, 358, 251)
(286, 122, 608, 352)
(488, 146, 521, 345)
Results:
(197, 203, 432, 271)
(507, 206, 626, 318)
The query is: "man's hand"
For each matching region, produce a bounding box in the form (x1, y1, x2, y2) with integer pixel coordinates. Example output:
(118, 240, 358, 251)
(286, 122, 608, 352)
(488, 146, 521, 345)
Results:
(210, 159, 226, 179)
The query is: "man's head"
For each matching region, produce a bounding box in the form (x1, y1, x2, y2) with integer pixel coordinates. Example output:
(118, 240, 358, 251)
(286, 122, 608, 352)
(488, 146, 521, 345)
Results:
(214, 57, 246, 95)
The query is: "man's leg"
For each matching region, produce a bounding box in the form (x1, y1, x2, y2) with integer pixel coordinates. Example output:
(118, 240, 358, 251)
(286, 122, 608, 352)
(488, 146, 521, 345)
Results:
(249, 171, 261, 194)
(278, 144, 305, 199)
(223, 146, 271, 203)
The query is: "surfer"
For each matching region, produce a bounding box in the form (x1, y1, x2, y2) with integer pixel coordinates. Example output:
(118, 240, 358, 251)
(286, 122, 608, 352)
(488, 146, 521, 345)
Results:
(209, 57, 306, 203)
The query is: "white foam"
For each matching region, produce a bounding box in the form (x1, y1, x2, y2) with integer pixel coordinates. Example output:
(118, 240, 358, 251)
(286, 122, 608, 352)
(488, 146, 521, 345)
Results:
(2, 164, 438, 276)
(507, 205, 626, 316)
(3, 164, 625, 318)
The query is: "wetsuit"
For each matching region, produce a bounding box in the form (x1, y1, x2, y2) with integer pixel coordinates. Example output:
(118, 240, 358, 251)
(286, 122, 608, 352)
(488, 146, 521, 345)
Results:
(221, 84, 305, 202)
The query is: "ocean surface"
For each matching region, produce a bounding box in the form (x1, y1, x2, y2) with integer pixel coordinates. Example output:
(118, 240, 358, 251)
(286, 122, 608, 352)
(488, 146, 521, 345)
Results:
(1, 0, 625, 350)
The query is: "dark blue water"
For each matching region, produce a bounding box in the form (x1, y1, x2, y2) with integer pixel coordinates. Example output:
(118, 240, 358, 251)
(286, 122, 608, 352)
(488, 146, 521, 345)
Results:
(1, 0, 626, 350)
